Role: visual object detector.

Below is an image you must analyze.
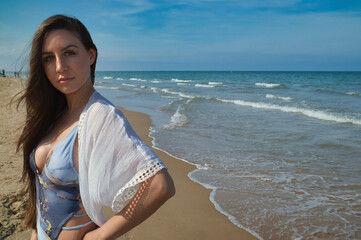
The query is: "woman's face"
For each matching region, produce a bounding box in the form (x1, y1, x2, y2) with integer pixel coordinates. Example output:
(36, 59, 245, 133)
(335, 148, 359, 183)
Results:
(42, 29, 96, 95)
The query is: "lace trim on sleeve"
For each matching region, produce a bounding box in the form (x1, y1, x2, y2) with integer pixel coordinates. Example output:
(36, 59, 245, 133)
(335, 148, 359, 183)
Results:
(111, 161, 166, 212)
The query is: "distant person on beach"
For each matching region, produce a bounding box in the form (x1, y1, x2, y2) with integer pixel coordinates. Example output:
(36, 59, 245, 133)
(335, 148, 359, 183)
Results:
(1, 69, 5, 77)
(15, 15, 175, 240)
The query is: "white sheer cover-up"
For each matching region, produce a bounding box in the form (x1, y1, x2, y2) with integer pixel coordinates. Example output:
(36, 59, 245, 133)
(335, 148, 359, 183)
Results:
(78, 91, 166, 226)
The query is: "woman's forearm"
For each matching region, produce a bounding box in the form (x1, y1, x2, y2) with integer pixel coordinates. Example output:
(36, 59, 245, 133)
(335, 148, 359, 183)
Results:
(30, 229, 37, 240)
(84, 169, 175, 240)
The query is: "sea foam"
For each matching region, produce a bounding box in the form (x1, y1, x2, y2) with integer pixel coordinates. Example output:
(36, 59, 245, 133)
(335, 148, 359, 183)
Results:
(255, 83, 281, 88)
(94, 85, 119, 90)
(219, 99, 361, 125)
(164, 105, 190, 128)
(187, 169, 263, 240)
(171, 78, 193, 83)
(195, 84, 214, 88)
(122, 83, 137, 87)
(161, 88, 195, 99)
(266, 94, 294, 101)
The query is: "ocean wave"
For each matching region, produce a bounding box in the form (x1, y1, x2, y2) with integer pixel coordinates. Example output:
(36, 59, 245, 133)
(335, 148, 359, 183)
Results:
(164, 105, 190, 128)
(177, 83, 189, 86)
(171, 78, 193, 83)
(116, 77, 124, 80)
(157, 103, 173, 112)
(122, 83, 137, 87)
(158, 99, 188, 112)
(195, 84, 214, 88)
(103, 76, 113, 79)
(346, 92, 359, 96)
(161, 88, 195, 99)
(218, 98, 361, 125)
(255, 83, 282, 88)
(149, 87, 158, 93)
(151, 80, 161, 83)
(266, 94, 294, 101)
(130, 78, 147, 82)
(208, 82, 223, 85)
(315, 89, 361, 97)
(94, 85, 119, 90)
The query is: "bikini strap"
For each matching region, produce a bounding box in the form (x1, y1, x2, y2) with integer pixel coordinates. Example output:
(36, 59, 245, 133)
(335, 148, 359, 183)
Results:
(62, 220, 94, 230)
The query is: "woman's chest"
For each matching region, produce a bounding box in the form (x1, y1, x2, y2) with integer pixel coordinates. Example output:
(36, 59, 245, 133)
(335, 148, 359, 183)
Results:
(34, 123, 79, 175)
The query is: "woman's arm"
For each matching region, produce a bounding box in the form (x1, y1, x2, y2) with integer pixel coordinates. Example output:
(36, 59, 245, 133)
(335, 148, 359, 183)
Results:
(83, 169, 175, 240)
(30, 229, 38, 240)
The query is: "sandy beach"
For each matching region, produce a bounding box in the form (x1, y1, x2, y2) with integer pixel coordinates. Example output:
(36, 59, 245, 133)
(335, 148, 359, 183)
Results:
(0, 76, 257, 240)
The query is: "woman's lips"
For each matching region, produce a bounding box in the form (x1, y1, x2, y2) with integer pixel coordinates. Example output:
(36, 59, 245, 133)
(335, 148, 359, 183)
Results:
(58, 77, 74, 83)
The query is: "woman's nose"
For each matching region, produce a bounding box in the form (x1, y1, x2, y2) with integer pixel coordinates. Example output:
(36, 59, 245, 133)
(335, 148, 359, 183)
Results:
(56, 56, 68, 73)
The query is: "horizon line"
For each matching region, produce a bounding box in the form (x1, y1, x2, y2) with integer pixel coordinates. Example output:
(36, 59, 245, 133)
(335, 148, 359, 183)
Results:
(94, 70, 361, 72)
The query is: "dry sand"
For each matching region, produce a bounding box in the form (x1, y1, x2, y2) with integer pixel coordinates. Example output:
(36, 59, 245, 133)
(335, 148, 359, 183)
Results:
(0, 77, 257, 240)
(0, 77, 29, 240)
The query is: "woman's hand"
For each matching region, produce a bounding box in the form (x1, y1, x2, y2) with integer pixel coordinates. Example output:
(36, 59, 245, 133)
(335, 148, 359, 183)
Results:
(82, 228, 104, 240)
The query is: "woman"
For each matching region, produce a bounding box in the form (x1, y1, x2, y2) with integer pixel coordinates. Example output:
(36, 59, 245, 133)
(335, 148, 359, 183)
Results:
(16, 15, 175, 240)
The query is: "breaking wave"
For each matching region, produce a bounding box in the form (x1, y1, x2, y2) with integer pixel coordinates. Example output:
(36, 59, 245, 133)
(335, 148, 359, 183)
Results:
(218, 98, 361, 125)
(266, 94, 294, 101)
(255, 83, 282, 88)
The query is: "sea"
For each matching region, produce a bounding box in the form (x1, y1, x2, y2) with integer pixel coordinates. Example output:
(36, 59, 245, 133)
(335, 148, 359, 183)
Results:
(83, 71, 361, 239)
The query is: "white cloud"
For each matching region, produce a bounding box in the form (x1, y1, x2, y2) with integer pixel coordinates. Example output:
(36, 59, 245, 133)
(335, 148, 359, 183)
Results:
(100, 0, 155, 18)
(177, 0, 302, 8)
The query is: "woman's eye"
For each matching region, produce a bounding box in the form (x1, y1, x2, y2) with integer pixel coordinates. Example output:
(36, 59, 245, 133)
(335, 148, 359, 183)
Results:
(65, 51, 75, 56)
(43, 56, 54, 62)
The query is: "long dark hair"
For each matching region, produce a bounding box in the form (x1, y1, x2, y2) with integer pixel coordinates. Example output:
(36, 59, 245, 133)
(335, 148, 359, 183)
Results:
(16, 14, 98, 229)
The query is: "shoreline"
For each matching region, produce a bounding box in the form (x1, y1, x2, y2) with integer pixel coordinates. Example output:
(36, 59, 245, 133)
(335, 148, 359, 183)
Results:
(0, 77, 257, 239)
(113, 107, 258, 239)
(149, 134, 262, 239)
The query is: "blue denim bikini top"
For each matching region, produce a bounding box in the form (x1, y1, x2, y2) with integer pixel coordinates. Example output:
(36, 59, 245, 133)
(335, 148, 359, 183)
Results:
(30, 125, 93, 239)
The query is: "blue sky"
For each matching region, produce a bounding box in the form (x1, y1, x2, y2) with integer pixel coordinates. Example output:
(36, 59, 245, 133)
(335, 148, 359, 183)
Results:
(1, 0, 361, 71)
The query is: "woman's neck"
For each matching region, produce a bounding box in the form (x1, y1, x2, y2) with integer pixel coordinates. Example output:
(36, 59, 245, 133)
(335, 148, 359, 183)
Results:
(65, 84, 95, 115)
(61, 84, 95, 126)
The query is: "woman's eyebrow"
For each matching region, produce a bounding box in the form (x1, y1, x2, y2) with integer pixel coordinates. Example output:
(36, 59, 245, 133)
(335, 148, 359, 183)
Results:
(61, 44, 79, 51)
(42, 44, 79, 55)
